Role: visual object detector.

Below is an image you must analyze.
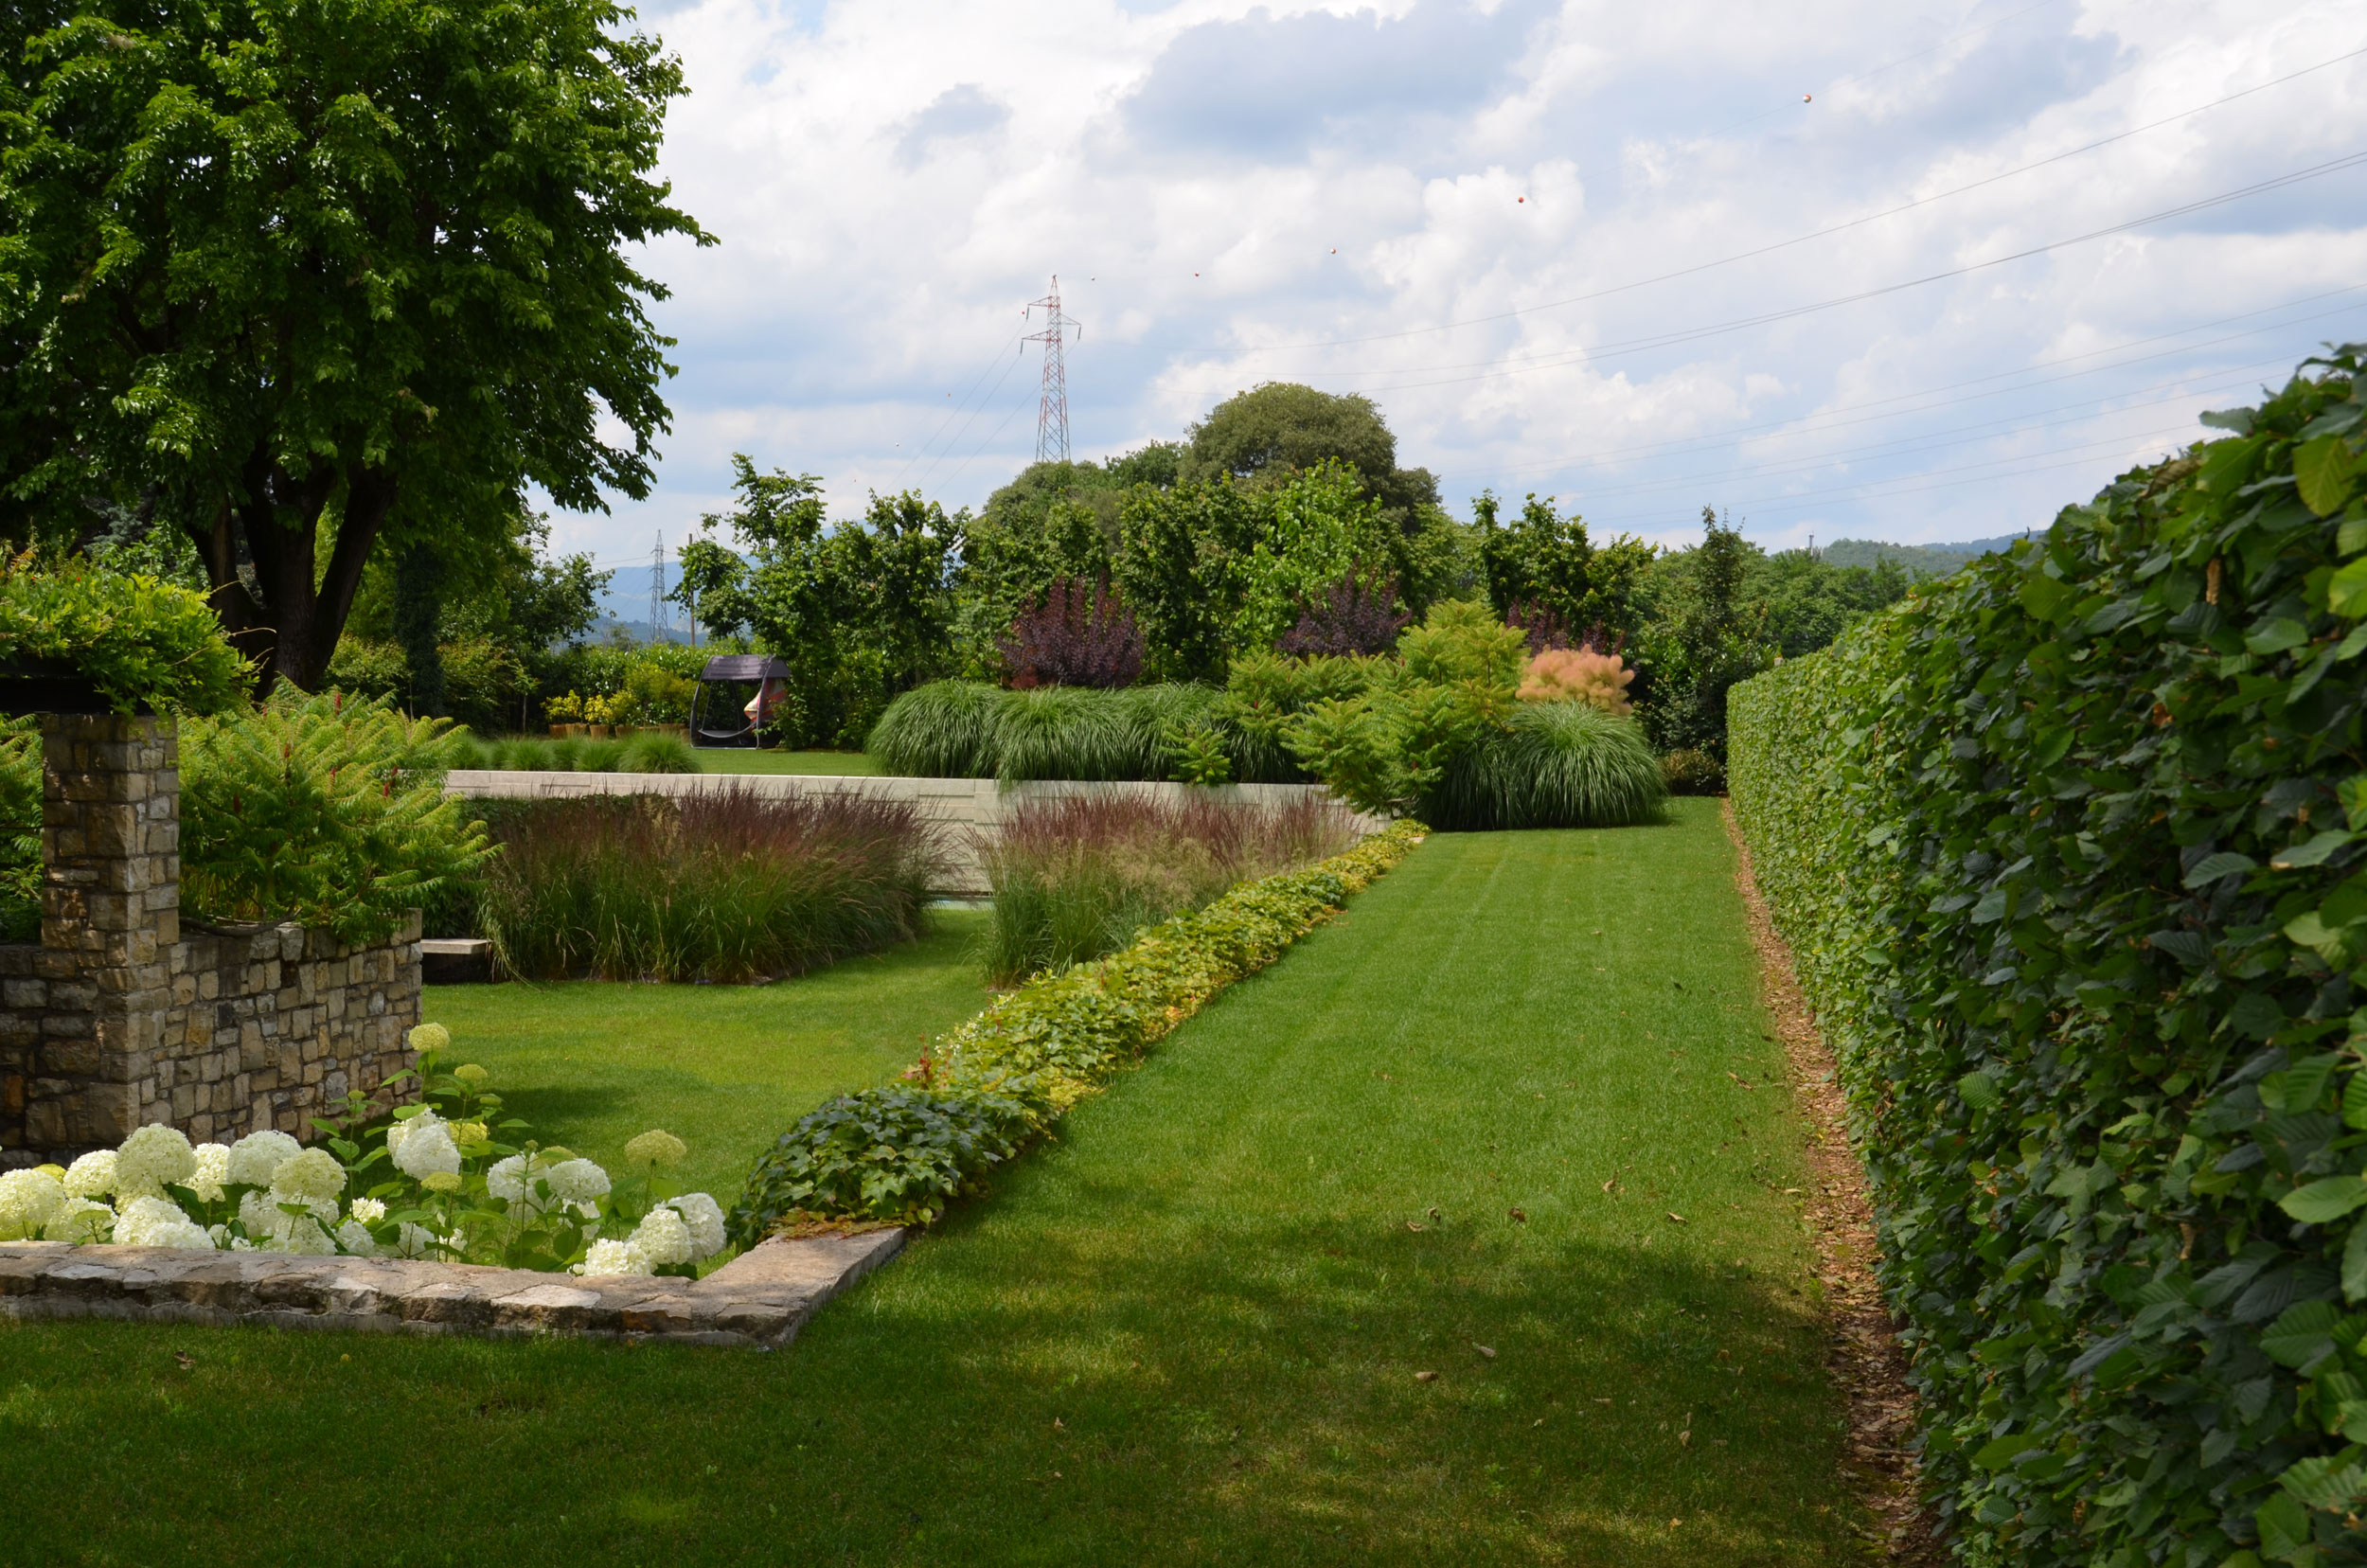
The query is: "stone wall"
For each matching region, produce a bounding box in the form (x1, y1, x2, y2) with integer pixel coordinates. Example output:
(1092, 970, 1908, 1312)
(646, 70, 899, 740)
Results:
(0, 715, 421, 1167)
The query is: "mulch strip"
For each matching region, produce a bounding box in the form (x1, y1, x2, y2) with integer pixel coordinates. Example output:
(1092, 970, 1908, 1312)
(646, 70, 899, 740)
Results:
(1722, 798, 1945, 1564)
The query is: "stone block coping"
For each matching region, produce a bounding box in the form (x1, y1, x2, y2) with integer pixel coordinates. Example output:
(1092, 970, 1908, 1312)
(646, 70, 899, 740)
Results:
(0, 1227, 903, 1348)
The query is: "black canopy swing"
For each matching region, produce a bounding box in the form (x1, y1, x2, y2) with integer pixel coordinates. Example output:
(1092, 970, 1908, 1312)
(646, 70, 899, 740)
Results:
(689, 654, 792, 749)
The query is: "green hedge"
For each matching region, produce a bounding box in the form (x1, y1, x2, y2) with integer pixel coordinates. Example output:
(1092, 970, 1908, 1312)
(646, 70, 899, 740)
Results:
(1728, 345, 2367, 1566)
(727, 820, 1427, 1243)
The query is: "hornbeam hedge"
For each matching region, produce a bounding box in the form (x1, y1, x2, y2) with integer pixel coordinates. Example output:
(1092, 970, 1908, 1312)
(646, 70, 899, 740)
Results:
(1730, 346, 2367, 1568)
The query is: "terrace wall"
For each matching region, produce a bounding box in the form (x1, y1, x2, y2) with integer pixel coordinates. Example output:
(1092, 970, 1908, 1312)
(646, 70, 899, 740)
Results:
(443, 772, 1387, 896)
(0, 715, 420, 1168)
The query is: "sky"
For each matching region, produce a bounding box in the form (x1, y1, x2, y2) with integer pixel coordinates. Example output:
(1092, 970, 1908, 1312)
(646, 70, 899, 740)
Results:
(561, 0, 2367, 598)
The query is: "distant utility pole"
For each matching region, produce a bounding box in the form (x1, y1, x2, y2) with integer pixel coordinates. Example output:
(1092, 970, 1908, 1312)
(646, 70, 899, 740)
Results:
(649, 531, 669, 643)
(1023, 276, 1077, 464)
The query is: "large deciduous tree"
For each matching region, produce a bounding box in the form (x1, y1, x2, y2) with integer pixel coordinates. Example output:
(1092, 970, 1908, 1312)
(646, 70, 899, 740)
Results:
(0, 0, 708, 689)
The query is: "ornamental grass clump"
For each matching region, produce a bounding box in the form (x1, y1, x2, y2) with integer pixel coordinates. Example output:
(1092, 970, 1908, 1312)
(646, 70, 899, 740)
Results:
(1425, 701, 1667, 831)
(0, 1025, 726, 1276)
(445, 732, 700, 774)
(975, 791, 1361, 983)
(476, 786, 939, 982)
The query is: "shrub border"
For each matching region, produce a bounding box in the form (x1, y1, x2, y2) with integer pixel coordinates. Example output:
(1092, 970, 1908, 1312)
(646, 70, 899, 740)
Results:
(728, 820, 1429, 1245)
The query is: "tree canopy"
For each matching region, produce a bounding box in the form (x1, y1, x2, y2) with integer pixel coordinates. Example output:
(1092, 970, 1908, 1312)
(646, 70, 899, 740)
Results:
(1183, 383, 1441, 525)
(0, 0, 709, 690)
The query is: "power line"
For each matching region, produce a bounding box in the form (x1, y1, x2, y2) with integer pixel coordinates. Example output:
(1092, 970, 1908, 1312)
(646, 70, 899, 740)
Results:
(1554, 360, 2299, 508)
(1242, 45, 2367, 359)
(913, 338, 1028, 492)
(891, 331, 1028, 490)
(1474, 287, 2367, 484)
(1300, 148, 2367, 394)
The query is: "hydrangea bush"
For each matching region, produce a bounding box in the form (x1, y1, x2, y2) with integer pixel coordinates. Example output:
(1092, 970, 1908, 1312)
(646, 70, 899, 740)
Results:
(0, 1025, 725, 1278)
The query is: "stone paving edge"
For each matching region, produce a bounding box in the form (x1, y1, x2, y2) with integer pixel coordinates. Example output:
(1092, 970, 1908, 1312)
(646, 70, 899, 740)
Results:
(0, 1227, 904, 1348)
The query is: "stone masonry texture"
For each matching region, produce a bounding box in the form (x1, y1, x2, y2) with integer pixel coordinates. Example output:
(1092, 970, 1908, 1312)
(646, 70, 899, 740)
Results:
(0, 715, 421, 1167)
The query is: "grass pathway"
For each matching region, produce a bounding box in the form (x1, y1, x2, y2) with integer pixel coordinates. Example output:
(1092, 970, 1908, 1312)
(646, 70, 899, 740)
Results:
(0, 802, 1860, 1564)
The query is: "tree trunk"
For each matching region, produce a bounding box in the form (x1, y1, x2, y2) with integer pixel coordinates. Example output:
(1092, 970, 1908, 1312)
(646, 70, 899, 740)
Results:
(394, 543, 446, 717)
(184, 449, 398, 696)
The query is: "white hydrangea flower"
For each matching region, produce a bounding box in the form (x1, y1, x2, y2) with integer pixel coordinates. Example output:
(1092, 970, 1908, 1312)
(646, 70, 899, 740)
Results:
(240, 1188, 334, 1248)
(623, 1130, 686, 1169)
(346, 1197, 386, 1224)
(225, 1130, 301, 1188)
(334, 1219, 376, 1255)
(188, 1143, 230, 1203)
(269, 1148, 346, 1205)
(114, 1194, 214, 1250)
(545, 1159, 610, 1204)
(61, 1149, 117, 1199)
(408, 1022, 452, 1054)
(666, 1193, 727, 1260)
(387, 1114, 461, 1180)
(266, 1214, 338, 1256)
(485, 1153, 549, 1204)
(0, 1168, 66, 1240)
(44, 1197, 113, 1243)
(630, 1204, 693, 1266)
(575, 1238, 651, 1276)
(115, 1124, 197, 1199)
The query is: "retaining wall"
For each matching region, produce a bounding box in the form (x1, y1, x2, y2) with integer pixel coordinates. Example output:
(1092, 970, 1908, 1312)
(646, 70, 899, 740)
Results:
(443, 772, 1384, 895)
(0, 716, 421, 1167)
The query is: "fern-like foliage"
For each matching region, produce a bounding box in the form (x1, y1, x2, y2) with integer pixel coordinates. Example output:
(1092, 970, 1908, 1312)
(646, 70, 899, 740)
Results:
(178, 690, 492, 944)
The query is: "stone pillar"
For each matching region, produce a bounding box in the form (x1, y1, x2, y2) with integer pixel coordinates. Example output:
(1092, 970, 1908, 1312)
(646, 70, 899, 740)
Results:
(22, 714, 179, 1150)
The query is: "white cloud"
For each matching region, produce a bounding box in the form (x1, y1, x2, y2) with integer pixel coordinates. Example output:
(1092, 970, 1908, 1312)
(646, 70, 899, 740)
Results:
(554, 0, 2367, 577)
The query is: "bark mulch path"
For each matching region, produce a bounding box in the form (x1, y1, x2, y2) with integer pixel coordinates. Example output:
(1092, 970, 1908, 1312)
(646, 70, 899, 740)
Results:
(1722, 798, 1948, 1565)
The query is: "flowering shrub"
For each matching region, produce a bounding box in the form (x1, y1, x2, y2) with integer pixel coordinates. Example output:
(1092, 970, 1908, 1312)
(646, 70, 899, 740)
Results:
(730, 820, 1428, 1243)
(1518, 648, 1634, 715)
(0, 1025, 727, 1277)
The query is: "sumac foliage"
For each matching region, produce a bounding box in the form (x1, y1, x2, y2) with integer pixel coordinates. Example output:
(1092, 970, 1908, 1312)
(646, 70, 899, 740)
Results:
(1729, 346, 2367, 1567)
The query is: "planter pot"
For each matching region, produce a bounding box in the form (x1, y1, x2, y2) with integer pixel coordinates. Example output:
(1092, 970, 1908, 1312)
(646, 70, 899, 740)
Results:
(549, 723, 588, 739)
(586, 724, 613, 740)
(0, 659, 140, 717)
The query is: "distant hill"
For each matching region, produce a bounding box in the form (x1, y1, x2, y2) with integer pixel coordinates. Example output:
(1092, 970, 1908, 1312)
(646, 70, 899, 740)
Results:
(1819, 533, 2034, 576)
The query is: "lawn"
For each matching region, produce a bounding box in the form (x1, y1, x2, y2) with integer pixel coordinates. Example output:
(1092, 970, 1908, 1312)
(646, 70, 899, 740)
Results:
(0, 803, 1861, 1564)
(420, 909, 994, 1204)
(693, 748, 881, 775)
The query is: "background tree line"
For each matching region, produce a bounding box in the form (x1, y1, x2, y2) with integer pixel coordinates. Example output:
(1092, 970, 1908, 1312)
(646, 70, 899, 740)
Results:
(678, 382, 1914, 758)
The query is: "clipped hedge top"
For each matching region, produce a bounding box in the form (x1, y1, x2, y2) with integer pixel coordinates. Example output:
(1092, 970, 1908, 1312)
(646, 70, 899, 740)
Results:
(0, 561, 250, 715)
(1728, 345, 2367, 1566)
